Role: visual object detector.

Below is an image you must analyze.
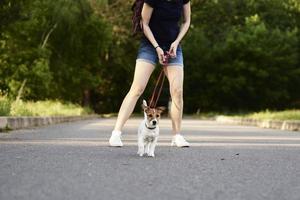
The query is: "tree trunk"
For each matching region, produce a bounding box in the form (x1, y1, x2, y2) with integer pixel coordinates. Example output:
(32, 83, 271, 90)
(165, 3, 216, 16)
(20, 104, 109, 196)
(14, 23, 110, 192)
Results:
(82, 89, 91, 107)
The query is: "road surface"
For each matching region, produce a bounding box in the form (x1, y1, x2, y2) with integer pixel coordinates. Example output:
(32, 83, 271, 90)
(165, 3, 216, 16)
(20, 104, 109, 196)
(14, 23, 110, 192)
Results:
(1, 118, 300, 200)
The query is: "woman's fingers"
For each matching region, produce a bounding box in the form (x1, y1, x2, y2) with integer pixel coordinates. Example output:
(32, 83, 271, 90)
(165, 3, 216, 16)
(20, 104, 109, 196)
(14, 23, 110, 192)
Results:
(168, 46, 177, 58)
(158, 52, 165, 65)
(156, 47, 175, 65)
(156, 47, 164, 65)
(173, 47, 177, 57)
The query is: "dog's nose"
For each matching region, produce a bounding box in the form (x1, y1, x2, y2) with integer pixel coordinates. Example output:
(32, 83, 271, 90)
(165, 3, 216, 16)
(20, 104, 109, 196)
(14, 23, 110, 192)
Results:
(152, 121, 157, 125)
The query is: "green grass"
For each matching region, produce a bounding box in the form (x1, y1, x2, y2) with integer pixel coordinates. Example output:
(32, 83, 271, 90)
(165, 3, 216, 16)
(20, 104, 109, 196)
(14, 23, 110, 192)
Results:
(193, 110, 300, 121)
(0, 95, 11, 116)
(0, 96, 94, 116)
(243, 109, 300, 121)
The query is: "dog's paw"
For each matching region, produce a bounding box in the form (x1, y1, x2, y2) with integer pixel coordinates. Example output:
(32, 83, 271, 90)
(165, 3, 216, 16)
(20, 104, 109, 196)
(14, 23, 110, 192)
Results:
(137, 151, 144, 157)
(147, 153, 155, 157)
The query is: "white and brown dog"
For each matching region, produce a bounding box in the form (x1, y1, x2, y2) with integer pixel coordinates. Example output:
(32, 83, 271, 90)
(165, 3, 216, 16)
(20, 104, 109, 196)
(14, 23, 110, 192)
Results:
(137, 100, 165, 157)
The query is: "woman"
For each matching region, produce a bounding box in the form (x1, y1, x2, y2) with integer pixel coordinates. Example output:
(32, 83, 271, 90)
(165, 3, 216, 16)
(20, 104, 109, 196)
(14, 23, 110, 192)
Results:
(109, 0, 191, 147)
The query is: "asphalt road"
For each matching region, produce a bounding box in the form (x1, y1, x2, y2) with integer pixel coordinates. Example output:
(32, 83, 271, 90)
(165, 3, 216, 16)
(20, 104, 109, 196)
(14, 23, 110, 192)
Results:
(1, 118, 300, 200)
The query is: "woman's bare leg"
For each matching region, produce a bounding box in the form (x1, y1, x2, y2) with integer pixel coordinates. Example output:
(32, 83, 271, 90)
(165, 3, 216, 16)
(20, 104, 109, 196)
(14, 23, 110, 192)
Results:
(113, 60, 155, 132)
(163, 65, 184, 135)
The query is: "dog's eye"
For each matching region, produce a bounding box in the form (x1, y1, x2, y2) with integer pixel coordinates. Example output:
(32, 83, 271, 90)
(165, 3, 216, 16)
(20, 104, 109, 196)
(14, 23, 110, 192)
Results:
(148, 114, 153, 118)
(156, 114, 160, 117)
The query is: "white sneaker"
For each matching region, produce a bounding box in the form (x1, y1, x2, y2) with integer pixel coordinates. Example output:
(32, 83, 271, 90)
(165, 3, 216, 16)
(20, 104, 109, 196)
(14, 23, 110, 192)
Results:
(171, 134, 190, 147)
(109, 130, 123, 147)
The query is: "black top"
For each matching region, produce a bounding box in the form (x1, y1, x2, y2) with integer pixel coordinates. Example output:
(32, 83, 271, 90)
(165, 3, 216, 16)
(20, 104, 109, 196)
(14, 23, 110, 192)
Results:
(142, 0, 190, 47)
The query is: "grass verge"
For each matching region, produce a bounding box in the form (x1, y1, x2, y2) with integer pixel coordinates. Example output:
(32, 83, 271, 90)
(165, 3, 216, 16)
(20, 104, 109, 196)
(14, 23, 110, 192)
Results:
(0, 96, 94, 116)
(193, 110, 300, 121)
(242, 109, 300, 120)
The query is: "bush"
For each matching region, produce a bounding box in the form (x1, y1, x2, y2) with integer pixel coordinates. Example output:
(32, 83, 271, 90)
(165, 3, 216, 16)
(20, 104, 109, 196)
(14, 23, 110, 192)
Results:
(0, 95, 11, 116)
(183, 1, 300, 113)
(9, 100, 94, 116)
(245, 109, 300, 120)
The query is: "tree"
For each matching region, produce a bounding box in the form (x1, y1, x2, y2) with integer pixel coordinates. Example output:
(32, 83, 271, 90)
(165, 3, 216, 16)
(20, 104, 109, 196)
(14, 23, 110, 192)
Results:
(183, 0, 300, 112)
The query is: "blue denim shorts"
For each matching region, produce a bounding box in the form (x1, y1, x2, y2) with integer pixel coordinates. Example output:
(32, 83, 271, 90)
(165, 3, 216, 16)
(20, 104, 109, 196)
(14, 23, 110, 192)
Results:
(136, 40, 184, 67)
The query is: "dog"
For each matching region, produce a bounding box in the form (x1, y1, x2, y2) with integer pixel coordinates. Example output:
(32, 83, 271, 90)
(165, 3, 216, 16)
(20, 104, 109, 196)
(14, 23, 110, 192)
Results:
(137, 100, 165, 157)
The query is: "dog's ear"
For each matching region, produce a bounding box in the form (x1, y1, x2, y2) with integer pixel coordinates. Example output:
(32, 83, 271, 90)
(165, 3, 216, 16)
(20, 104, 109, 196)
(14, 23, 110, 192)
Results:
(143, 99, 148, 107)
(156, 106, 166, 114)
(141, 99, 148, 110)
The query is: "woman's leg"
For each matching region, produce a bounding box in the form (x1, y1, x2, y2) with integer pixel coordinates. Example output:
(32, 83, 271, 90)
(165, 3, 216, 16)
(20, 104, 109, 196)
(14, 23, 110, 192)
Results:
(113, 60, 155, 132)
(163, 65, 184, 135)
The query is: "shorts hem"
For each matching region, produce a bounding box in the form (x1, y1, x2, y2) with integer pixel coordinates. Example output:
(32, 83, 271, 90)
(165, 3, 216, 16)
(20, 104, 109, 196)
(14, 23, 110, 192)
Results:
(165, 63, 184, 67)
(136, 58, 156, 66)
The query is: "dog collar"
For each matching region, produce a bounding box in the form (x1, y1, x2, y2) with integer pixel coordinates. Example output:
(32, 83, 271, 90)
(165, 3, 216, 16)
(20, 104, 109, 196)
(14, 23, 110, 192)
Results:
(145, 123, 156, 130)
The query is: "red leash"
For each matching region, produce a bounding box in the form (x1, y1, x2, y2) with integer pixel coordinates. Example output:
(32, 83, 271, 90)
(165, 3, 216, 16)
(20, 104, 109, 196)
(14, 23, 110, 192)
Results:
(148, 52, 171, 108)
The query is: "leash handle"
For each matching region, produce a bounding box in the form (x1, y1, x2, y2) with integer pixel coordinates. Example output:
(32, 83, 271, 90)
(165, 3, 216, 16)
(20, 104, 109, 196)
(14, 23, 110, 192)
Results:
(162, 51, 171, 66)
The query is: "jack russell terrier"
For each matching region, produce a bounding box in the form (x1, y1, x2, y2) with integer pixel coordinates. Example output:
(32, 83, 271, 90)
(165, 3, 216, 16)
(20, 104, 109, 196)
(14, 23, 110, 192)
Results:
(137, 100, 165, 157)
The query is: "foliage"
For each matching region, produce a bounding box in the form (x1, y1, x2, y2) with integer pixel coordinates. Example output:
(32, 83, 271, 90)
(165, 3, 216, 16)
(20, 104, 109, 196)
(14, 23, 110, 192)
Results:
(183, 0, 300, 112)
(244, 109, 300, 120)
(9, 100, 93, 116)
(0, 0, 112, 104)
(0, 94, 93, 116)
(0, 93, 11, 116)
(0, 0, 299, 114)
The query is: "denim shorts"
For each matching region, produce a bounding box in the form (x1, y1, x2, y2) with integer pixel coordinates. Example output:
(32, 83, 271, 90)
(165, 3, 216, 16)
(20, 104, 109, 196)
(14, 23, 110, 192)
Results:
(136, 40, 184, 67)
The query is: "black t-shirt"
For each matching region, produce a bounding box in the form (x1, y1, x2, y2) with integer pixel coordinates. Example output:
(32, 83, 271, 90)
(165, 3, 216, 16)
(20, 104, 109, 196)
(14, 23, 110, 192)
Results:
(142, 0, 190, 47)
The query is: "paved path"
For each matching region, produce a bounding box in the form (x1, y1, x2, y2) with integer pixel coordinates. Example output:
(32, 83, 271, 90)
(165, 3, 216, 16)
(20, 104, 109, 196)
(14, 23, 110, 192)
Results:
(1, 118, 300, 200)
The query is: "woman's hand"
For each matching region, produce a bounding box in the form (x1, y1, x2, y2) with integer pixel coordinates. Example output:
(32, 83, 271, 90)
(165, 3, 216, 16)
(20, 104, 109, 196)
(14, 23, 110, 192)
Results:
(168, 40, 179, 58)
(156, 47, 166, 65)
